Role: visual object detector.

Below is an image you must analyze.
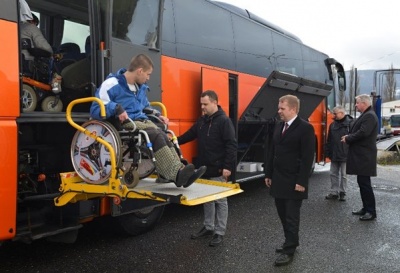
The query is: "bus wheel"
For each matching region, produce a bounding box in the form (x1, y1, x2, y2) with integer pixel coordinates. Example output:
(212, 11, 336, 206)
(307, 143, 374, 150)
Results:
(114, 206, 165, 236)
(22, 84, 37, 112)
(41, 96, 63, 112)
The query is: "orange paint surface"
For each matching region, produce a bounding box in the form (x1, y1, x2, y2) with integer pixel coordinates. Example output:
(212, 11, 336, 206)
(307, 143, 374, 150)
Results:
(0, 20, 19, 240)
(0, 21, 20, 117)
(161, 56, 328, 163)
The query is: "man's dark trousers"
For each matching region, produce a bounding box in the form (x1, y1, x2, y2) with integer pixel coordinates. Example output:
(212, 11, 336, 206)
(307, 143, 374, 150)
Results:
(357, 175, 376, 214)
(275, 198, 303, 255)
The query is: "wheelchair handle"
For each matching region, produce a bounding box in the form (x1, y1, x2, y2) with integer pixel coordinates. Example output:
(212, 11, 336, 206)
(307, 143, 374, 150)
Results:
(150, 101, 167, 117)
(126, 117, 137, 131)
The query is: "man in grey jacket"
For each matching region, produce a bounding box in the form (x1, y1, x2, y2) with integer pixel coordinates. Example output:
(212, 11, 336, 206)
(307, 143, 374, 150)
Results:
(20, 13, 53, 63)
(325, 106, 353, 201)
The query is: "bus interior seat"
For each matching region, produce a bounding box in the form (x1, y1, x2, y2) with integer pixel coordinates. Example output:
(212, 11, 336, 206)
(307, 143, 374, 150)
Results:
(55, 42, 83, 72)
(60, 37, 91, 90)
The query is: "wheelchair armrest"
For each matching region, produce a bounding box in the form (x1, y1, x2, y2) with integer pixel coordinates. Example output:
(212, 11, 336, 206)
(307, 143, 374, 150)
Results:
(147, 114, 167, 131)
(27, 48, 52, 58)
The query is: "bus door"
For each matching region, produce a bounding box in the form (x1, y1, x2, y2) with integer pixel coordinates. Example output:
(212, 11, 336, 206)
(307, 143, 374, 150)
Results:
(201, 68, 230, 114)
(236, 71, 333, 182)
(90, 0, 164, 102)
(201, 67, 239, 180)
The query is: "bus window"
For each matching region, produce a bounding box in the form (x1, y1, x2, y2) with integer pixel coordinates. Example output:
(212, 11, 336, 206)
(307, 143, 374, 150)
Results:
(232, 15, 275, 77)
(112, 0, 160, 49)
(271, 32, 303, 76)
(61, 20, 90, 53)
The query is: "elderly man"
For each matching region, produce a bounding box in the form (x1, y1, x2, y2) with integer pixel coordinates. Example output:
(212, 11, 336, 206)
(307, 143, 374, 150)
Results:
(325, 106, 353, 201)
(341, 94, 378, 221)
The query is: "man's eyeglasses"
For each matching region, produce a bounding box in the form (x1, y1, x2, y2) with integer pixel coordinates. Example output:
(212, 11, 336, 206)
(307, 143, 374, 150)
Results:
(333, 112, 343, 116)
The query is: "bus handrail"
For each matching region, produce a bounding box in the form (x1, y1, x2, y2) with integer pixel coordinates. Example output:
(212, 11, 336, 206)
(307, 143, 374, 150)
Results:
(65, 98, 118, 181)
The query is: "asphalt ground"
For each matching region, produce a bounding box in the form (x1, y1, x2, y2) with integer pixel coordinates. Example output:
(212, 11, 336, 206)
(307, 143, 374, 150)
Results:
(1, 163, 400, 273)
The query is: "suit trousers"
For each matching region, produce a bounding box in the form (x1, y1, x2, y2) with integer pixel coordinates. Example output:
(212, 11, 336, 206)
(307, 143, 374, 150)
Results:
(275, 198, 303, 255)
(357, 175, 376, 214)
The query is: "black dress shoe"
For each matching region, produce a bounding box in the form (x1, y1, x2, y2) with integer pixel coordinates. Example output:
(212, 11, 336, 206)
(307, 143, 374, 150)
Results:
(352, 209, 366, 216)
(359, 212, 377, 221)
(274, 253, 293, 266)
(325, 193, 339, 200)
(191, 227, 213, 239)
(275, 247, 284, 253)
(209, 234, 223, 246)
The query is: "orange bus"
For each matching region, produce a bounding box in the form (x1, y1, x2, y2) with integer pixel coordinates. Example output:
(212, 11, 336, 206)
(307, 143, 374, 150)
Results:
(0, 0, 345, 244)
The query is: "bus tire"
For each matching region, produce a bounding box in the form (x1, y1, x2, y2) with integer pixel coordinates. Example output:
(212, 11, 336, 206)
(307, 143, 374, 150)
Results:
(41, 96, 63, 112)
(22, 84, 37, 112)
(114, 206, 165, 236)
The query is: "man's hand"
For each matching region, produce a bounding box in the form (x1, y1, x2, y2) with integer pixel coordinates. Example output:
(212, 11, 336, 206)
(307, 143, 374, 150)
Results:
(265, 178, 271, 187)
(159, 115, 169, 124)
(341, 135, 347, 143)
(295, 184, 305, 192)
(222, 169, 231, 181)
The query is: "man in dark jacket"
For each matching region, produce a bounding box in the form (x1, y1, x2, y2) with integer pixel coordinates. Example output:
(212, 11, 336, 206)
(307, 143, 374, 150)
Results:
(325, 106, 353, 201)
(265, 95, 315, 266)
(342, 94, 378, 221)
(178, 90, 237, 247)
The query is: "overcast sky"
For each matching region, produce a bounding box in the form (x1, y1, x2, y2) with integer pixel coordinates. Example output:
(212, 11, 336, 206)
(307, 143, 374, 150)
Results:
(223, 0, 400, 71)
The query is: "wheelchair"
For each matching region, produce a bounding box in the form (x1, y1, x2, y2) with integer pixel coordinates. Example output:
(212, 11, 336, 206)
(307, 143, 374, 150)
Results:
(21, 38, 65, 112)
(70, 115, 185, 188)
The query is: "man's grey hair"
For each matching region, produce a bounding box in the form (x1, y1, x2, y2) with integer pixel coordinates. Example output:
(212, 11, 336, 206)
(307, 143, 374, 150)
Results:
(355, 94, 372, 106)
(333, 105, 346, 114)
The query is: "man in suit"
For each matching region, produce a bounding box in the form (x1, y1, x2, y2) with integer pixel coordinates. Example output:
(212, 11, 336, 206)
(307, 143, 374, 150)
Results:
(265, 95, 315, 266)
(341, 94, 378, 221)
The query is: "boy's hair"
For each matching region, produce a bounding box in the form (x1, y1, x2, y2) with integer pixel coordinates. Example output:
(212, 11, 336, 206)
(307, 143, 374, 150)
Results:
(128, 54, 154, 72)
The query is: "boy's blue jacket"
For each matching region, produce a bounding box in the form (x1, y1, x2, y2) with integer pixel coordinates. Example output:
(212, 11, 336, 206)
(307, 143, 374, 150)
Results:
(90, 68, 151, 120)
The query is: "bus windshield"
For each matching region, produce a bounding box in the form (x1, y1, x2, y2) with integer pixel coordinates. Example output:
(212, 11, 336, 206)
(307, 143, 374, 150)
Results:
(390, 115, 400, 127)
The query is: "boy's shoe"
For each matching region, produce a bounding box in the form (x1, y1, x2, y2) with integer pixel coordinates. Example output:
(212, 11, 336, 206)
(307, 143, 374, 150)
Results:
(339, 192, 346, 201)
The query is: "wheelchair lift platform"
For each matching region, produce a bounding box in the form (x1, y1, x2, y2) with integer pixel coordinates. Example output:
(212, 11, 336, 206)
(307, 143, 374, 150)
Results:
(56, 98, 243, 207)
(55, 172, 243, 207)
(134, 177, 243, 206)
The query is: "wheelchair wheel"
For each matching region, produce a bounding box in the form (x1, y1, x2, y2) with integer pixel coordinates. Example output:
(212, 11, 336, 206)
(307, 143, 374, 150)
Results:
(22, 84, 37, 112)
(121, 143, 155, 180)
(122, 166, 140, 188)
(70, 120, 122, 184)
(41, 96, 63, 112)
(137, 145, 156, 179)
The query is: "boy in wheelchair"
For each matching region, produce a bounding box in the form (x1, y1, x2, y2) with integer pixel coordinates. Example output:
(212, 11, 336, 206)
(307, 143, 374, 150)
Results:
(90, 54, 206, 188)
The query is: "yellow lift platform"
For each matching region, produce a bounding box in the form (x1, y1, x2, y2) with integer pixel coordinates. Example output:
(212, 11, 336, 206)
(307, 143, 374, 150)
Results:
(54, 98, 242, 207)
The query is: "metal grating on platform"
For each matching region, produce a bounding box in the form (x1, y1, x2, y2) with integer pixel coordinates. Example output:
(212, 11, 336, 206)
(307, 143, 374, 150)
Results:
(134, 178, 240, 202)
